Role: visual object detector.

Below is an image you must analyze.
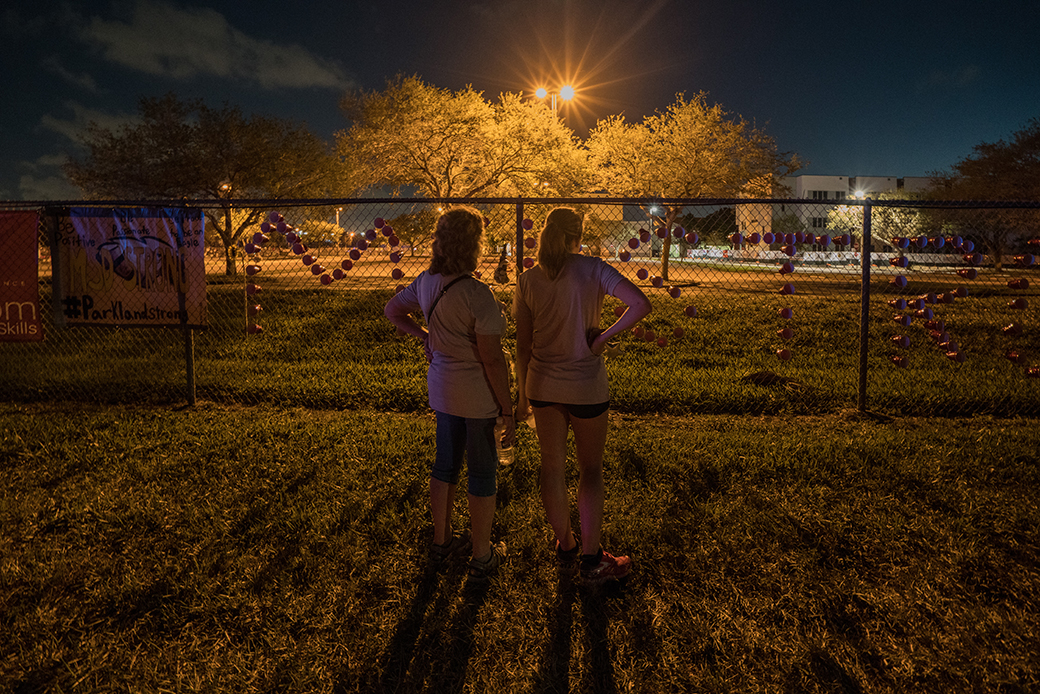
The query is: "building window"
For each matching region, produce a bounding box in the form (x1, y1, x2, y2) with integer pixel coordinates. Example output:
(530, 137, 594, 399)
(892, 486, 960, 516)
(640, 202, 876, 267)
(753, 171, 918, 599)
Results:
(811, 217, 826, 228)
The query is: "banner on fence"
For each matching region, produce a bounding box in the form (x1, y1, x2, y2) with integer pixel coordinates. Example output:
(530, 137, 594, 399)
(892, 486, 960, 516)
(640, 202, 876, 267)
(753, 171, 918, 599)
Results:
(55, 207, 207, 328)
(0, 210, 44, 342)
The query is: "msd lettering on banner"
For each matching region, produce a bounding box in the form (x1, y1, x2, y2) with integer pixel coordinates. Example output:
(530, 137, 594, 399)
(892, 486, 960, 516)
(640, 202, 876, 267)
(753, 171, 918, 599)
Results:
(57, 208, 207, 329)
(0, 211, 44, 342)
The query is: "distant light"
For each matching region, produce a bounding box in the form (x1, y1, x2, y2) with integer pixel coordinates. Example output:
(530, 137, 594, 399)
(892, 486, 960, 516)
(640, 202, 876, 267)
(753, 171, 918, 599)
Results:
(855, 191, 865, 199)
(535, 88, 548, 99)
(559, 85, 575, 101)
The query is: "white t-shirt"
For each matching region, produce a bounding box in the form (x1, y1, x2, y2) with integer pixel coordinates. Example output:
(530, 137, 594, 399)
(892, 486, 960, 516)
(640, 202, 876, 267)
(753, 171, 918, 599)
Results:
(513, 254, 624, 404)
(395, 271, 506, 419)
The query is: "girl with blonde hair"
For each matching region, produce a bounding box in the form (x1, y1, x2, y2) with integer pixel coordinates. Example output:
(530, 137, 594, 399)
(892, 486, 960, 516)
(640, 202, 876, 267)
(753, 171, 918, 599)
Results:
(514, 207, 651, 585)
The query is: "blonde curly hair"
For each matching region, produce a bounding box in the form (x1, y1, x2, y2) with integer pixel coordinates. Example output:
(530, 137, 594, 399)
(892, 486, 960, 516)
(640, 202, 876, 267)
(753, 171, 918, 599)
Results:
(429, 206, 485, 276)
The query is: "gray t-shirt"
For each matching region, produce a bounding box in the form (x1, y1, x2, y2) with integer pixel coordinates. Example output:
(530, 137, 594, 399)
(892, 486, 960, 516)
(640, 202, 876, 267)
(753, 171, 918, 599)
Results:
(397, 271, 506, 419)
(514, 254, 624, 404)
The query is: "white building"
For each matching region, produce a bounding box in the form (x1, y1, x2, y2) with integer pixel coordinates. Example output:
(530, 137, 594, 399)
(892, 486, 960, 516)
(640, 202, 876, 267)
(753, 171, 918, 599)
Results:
(787, 174, 930, 199)
(780, 174, 931, 235)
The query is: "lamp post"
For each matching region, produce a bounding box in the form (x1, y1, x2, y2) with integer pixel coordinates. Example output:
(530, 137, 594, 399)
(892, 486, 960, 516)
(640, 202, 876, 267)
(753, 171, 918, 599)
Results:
(335, 207, 342, 227)
(535, 85, 575, 113)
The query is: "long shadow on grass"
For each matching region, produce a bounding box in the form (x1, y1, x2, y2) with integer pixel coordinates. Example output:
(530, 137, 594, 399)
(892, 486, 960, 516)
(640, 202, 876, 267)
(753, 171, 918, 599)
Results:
(530, 568, 577, 693)
(374, 563, 445, 692)
(577, 585, 620, 694)
(410, 578, 492, 693)
(530, 570, 620, 694)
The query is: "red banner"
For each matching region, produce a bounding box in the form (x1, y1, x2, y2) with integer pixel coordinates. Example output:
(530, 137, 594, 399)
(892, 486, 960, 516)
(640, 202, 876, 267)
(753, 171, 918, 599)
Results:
(0, 211, 43, 342)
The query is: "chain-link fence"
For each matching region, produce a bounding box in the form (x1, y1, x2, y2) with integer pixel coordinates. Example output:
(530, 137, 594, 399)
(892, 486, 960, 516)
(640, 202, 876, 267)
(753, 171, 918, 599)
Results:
(2, 198, 1037, 416)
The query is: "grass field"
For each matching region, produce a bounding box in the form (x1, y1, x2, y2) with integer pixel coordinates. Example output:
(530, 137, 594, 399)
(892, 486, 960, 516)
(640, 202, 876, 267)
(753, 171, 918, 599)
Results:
(2, 270, 1039, 691)
(2, 399, 1039, 692)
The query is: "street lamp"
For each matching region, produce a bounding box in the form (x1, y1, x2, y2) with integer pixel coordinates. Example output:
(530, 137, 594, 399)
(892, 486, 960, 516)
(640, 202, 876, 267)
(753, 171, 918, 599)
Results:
(335, 207, 343, 227)
(535, 85, 575, 113)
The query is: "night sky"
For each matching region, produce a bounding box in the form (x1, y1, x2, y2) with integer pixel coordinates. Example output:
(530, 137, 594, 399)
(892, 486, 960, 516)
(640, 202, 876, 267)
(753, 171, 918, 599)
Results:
(3, 0, 1038, 200)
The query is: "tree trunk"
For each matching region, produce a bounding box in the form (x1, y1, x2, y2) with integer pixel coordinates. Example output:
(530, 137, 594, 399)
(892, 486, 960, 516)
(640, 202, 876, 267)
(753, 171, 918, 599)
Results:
(223, 206, 237, 276)
(661, 237, 671, 281)
(225, 246, 237, 276)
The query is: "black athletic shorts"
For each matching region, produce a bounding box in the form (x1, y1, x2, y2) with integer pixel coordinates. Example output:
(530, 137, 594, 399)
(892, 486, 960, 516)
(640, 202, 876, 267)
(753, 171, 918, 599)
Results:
(529, 399, 610, 419)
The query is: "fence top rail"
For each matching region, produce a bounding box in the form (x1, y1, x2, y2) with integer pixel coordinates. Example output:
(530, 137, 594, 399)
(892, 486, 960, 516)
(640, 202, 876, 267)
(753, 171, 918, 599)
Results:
(4, 196, 1039, 211)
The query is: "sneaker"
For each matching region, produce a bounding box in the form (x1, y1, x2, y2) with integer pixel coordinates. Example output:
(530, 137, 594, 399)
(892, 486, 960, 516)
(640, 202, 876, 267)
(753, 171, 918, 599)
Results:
(430, 534, 471, 569)
(468, 542, 506, 582)
(580, 550, 632, 585)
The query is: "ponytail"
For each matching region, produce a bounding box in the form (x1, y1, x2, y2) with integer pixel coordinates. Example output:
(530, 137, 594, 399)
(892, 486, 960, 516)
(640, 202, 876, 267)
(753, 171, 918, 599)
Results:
(537, 207, 583, 280)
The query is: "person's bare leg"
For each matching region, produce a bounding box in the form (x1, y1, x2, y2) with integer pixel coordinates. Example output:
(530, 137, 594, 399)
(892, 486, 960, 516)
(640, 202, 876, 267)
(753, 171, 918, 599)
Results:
(535, 404, 577, 551)
(430, 478, 456, 546)
(570, 412, 609, 555)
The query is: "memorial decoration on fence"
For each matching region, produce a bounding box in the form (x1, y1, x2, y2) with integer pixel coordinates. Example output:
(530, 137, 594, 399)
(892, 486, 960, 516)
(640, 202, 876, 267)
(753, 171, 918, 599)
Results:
(55, 207, 206, 329)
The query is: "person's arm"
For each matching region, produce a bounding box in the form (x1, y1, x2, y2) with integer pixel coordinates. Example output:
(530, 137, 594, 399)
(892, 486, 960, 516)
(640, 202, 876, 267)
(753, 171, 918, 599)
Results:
(513, 291, 534, 422)
(384, 291, 431, 356)
(589, 278, 652, 356)
(476, 332, 515, 447)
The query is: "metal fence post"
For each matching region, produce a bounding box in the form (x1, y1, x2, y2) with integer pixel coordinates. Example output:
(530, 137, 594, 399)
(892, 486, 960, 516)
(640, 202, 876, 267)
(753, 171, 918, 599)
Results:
(184, 328, 196, 406)
(858, 198, 873, 412)
(515, 199, 524, 275)
(46, 207, 64, 328)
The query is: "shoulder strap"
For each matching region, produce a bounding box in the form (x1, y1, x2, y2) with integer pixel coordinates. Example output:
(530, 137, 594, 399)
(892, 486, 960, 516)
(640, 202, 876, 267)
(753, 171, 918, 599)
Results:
(426, 274, 472, 322)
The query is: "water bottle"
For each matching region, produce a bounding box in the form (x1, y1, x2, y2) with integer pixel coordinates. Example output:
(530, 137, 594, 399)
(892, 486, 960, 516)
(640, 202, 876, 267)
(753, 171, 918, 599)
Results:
(495, 416, 514, 468)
